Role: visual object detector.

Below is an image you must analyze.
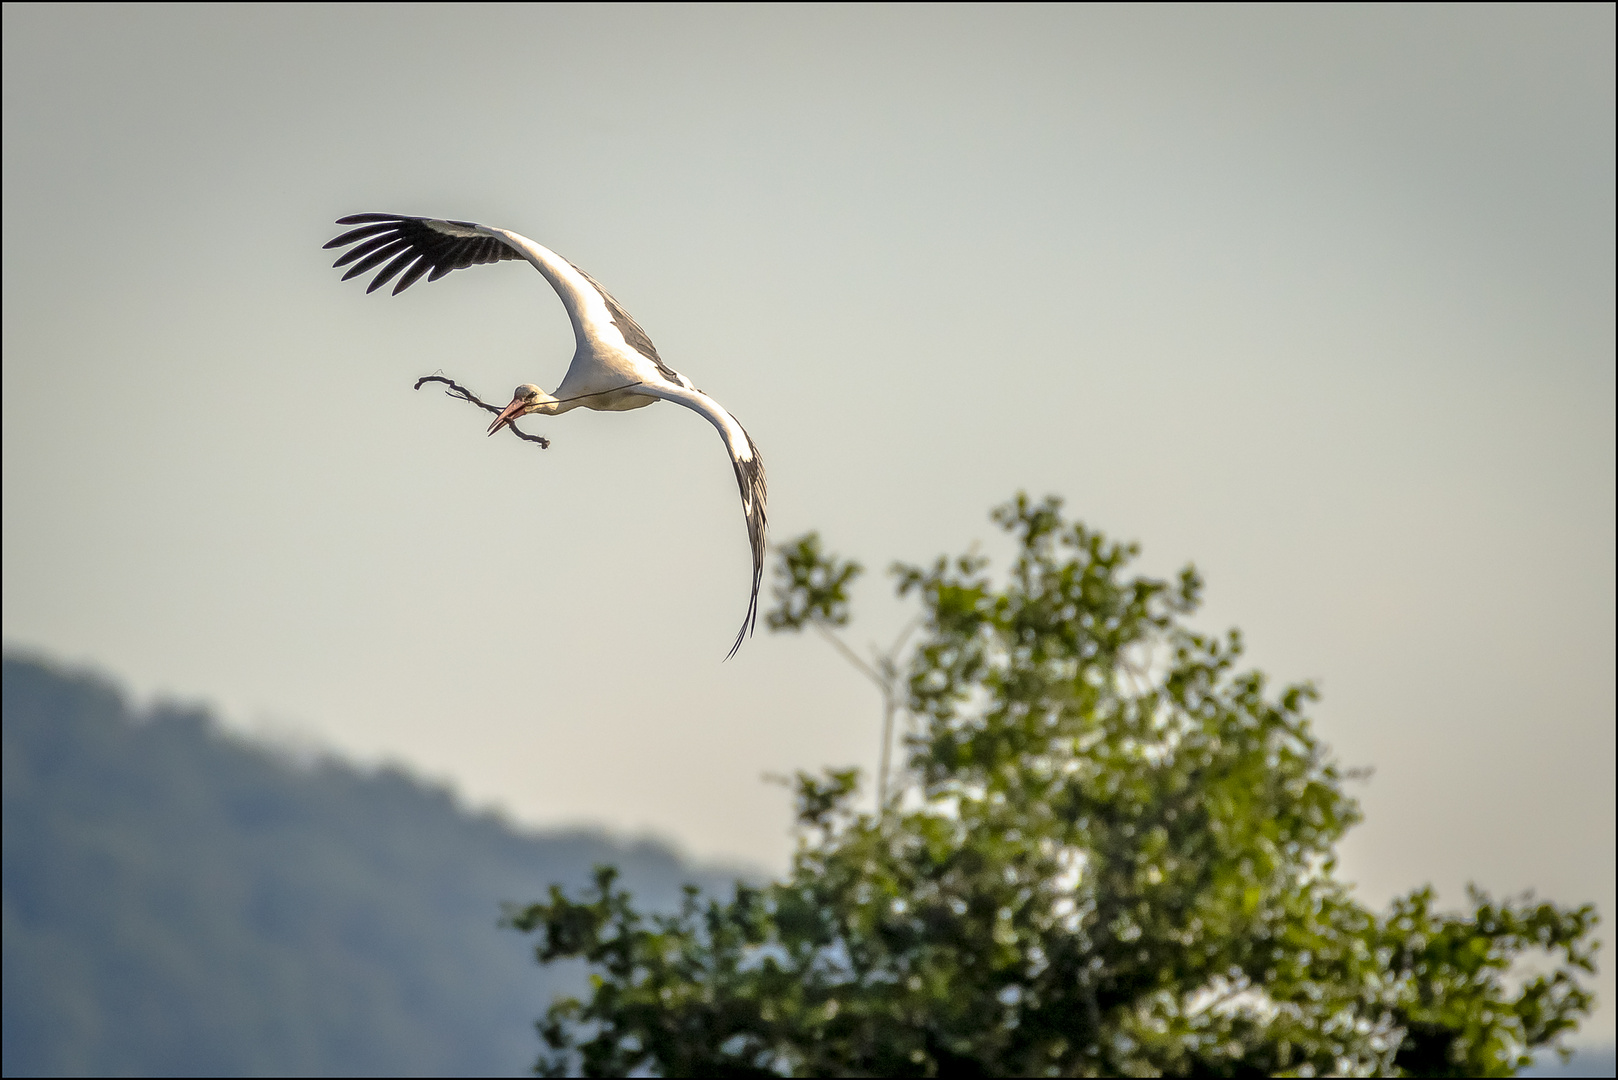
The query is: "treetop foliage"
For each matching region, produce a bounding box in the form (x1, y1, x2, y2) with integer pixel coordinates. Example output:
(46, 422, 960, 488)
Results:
(508, 494, 1598, 1078)
(766, 531, 864, 632)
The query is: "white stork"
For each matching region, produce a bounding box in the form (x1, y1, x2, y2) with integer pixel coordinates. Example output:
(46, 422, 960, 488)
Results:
(324, 213, 767, 657)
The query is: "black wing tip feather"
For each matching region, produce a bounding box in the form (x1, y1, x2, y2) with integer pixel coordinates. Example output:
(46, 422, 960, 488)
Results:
(335, 212, 410, 225)
(723, 444, 768, 661)
(323, 213, 517, 295)
(725, 608, 758, 661)
(725, 561, 762, 661)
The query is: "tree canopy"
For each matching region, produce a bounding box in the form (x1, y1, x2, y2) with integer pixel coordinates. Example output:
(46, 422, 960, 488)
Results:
(508, 495, 1598, 1077)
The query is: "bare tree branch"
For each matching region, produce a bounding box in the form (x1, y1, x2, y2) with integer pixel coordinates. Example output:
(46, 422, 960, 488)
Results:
(814, 623, 884, 689)
(812, 619, 920, 814)
(413, 374, 550, 449)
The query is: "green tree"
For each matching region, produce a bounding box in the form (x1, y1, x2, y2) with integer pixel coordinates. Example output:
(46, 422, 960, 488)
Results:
(507, 495, 1598, 1077)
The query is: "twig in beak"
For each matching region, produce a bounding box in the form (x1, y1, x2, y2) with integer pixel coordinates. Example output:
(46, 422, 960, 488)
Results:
(413, 374, 550, 449)
(488, 397, 529, 437)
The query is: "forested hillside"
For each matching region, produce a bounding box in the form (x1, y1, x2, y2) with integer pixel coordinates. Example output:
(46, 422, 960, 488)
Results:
(1, 653, 744, 1077)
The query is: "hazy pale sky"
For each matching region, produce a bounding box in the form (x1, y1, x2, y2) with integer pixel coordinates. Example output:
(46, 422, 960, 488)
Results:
(4, 4, 1613, 1042)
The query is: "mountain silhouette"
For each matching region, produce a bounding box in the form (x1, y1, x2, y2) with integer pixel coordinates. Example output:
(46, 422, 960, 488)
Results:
(2, 653, 746, 1077)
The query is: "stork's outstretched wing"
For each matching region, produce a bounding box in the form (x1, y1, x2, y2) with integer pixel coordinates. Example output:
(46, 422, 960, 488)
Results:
(726, 428, 769, 658)
(324, 214, 683, 383)
(323, 214, 525, 295)
(639, 384, 769, 659)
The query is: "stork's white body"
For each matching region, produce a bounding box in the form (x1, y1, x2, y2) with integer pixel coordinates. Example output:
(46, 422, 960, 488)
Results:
(490, 226, 758, 461)
(324, 213, 767, 656)
(486, 227, 662, 408)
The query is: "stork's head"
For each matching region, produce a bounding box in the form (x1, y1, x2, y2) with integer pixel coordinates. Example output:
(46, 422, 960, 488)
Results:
(488, 383, 556, 435)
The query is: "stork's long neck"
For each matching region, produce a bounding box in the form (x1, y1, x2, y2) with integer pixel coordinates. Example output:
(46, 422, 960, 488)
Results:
(542, 379, 654, 414)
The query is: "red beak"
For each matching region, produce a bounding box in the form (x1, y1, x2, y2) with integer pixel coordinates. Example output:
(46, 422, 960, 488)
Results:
(488, 397, 527, 436)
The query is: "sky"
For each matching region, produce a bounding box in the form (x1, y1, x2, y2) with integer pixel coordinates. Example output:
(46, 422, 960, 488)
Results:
(4, 3, 1613, 1043)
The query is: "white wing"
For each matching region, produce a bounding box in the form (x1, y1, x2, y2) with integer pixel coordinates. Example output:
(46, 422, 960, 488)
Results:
(637, 385, 769, 659)
(324, 213, 688, 384)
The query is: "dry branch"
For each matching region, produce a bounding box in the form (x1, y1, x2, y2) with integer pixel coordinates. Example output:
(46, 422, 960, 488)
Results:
(414, 374, 550, 449)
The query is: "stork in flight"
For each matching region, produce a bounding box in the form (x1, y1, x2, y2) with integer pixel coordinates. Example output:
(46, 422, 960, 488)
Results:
(323, 213, 766, 657)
